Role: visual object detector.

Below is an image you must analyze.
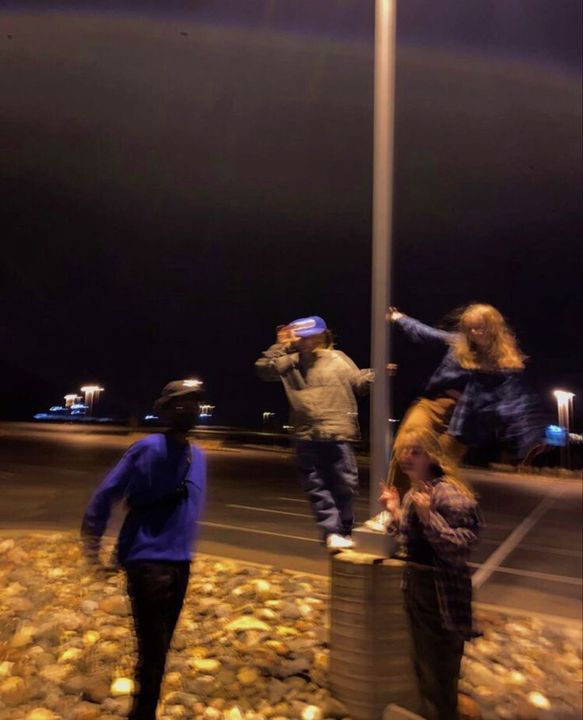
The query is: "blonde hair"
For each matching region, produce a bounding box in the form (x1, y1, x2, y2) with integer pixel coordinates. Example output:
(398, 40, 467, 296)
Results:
(452, 304, 525, 370)
(394, 426, 475, 499)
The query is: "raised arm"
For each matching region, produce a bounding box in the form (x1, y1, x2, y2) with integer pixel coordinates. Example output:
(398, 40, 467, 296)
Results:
(255, 344, 298, 381)
(387, 307, 456, 345)
(255, 325, 299, 381)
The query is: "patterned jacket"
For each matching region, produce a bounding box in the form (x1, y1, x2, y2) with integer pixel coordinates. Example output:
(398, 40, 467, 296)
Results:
(255, 344, 373, 441)
(395, 315, 545, 457)
(389, 478, 481, 639)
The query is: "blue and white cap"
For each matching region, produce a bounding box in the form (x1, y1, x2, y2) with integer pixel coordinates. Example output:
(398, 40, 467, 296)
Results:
(289, 316, 327, 338)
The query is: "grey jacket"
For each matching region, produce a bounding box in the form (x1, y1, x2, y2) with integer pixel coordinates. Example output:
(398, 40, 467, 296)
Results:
(255, 344, 374, 441)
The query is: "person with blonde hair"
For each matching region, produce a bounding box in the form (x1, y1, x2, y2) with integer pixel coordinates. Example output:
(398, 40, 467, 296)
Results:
(386, 303, 544, 493)
(379, 426, 480, 720)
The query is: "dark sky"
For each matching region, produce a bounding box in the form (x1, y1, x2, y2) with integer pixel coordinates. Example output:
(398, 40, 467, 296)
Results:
(1, 1, 582, 428)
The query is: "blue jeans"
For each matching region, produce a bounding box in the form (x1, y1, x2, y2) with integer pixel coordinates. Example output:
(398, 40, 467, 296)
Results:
(296, 440, 359, 538)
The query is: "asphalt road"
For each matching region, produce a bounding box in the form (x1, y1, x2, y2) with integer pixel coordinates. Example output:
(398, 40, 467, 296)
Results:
(1, 425, 581, 622)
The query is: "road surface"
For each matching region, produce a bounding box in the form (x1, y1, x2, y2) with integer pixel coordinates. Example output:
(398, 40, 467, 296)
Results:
(0, 425, 581, 622)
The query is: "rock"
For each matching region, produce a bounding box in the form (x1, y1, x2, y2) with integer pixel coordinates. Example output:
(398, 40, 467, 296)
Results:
(58, 648, 83, 663)
(25, 710, 58, 720)
(82, 677, 111, 703)
(99, 595, 128, 616)
(110, 677, 135, 696)
(192, 658, 221, 674)
(319, 698, 349, 719)
(0, 676, 30, 706)
(103, 696, 133, 715)
(458, 694, 482, 719)
(527, 691, 551, 710)
(81, 600, 99, 614)
(10, 624, 35, 648)
(226, 617, 270, 633)
(70, 703, 101, 720)
(215, 603, 233, 618)
(267, 678, 287, 704)
(0, 662, 14, 679)
(39, 664, 72, 683)
(281, 603, 302, 620)
(163, 690, 199, 705)
(238, 667, 261, 685)
(0, 538, 16, 554)
(203, 709, 222, 720)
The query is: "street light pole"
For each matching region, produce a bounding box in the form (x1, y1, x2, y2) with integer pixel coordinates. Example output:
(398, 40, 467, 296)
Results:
(553, 389, 575, 469)
(370, 0, 397, 518)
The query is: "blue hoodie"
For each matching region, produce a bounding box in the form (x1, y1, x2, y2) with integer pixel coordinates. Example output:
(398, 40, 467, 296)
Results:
(81, 434, 206, 565)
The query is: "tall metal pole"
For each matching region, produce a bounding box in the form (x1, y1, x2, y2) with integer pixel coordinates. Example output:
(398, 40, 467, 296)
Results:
(370, 0, 397, 518)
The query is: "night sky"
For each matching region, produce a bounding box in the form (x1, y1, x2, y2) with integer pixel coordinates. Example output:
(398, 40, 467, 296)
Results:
(1, 1, 581, 429)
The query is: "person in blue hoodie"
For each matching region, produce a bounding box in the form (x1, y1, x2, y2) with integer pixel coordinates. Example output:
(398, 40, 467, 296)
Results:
(81, 380, 206, 720)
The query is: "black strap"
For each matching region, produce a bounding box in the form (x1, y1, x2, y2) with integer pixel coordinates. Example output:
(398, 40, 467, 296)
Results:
(128, 442, 192, 512)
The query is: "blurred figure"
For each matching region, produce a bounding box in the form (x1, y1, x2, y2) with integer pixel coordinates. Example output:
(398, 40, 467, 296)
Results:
(387, 304, 544, 494)
(256, 316, 373, 551)
(81, 380, 206, 720)
(379, 427, 480, 720)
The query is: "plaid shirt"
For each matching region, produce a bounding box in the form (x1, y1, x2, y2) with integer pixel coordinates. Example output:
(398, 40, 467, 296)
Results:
(389, 479, 481, 639)
(395, 315, 545, 458)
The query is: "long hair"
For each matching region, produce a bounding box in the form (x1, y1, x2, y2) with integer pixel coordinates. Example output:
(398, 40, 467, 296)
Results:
(452, 304, 525, 370)
(394, 426, 475, 499)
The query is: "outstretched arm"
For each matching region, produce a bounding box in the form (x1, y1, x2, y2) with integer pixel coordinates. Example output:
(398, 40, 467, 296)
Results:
(387, 307, 456, 345)
(335, 351, 374, 395)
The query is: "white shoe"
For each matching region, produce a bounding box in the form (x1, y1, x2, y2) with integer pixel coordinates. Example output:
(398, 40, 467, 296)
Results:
(326, 534, 354, 552)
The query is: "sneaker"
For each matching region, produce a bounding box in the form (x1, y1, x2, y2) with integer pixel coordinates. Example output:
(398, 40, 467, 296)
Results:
(326, 534, 354, 552)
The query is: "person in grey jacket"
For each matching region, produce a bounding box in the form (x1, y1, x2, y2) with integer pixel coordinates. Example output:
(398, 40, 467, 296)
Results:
(255, 316, 373, 551)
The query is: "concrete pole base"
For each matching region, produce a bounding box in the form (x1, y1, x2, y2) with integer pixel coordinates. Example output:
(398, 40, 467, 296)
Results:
(329, 551, 420, 720)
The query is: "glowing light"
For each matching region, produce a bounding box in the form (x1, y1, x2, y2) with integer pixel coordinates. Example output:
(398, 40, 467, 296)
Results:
(110, 677, 135, 696)
(81, 385, 104, 394)
(553, 389, 575, 403)
(183, 379, 202, 388)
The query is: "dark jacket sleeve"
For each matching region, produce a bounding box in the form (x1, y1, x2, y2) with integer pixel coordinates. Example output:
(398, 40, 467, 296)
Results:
(497, 376, 547, 458)
(395, 315, 457, 345)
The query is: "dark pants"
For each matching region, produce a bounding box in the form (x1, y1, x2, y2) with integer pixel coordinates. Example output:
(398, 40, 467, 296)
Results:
(125, 561, 190, 720)
(296, 440, 359, 538)
(403, 566, 465, 720)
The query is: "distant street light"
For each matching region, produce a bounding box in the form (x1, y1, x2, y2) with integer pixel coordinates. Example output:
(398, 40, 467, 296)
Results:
(81, 385, 105, 417)
(553, 389, 575, 468)
(262, 411, 276, 430)
(64, 394, 81, 408)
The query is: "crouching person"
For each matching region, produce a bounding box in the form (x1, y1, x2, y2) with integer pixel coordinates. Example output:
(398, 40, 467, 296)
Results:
(379, 427, 480, 720)
(81, 380, 206, 720)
